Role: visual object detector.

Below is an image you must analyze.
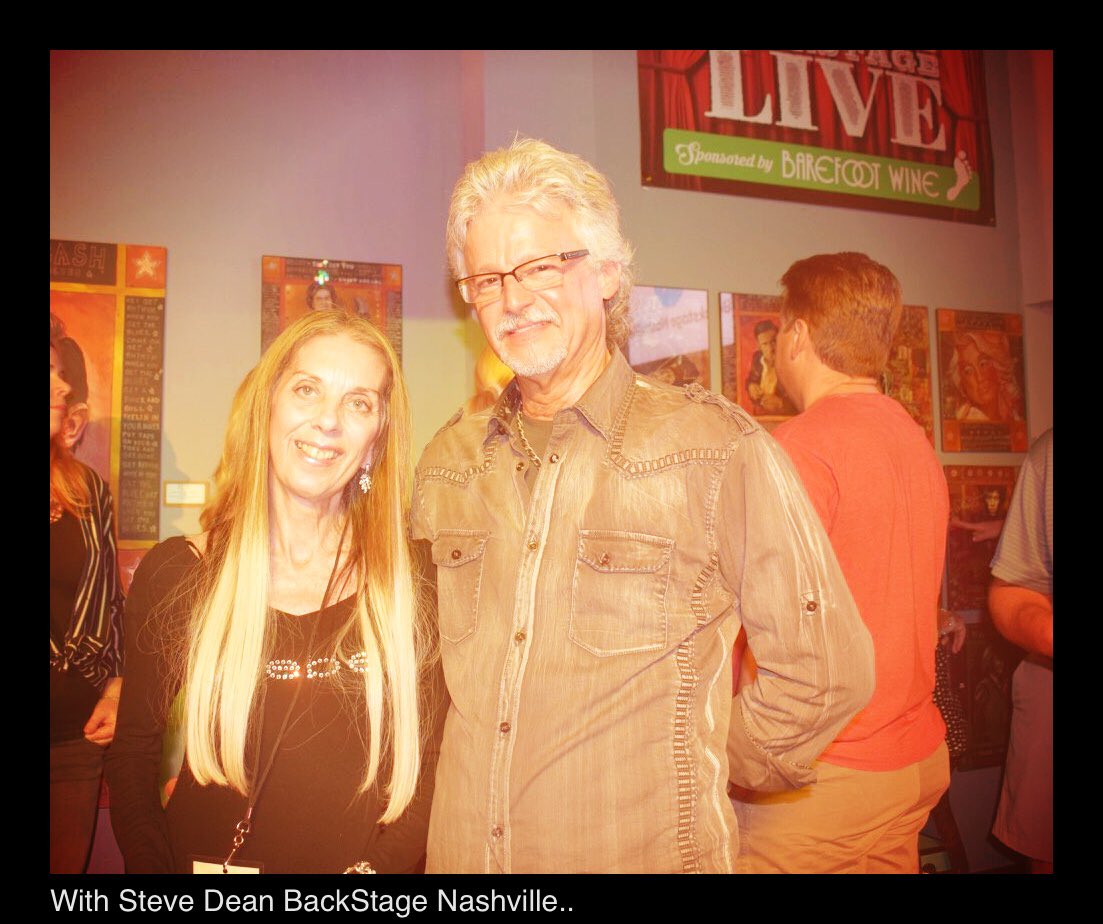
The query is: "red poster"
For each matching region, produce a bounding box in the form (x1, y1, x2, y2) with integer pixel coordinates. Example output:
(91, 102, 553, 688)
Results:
(937, 309, 1028, 453)
(883, 305, 935, 446)
(719, 292, 796, 429)
(261, 255, 402, 356)
(639, 51, 994, 225)
(50, 240, 166, 569)
(944, 463, 1020, 610)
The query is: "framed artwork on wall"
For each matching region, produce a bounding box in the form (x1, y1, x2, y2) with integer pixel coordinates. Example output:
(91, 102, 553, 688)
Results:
(944, 463, 1020, 611)
(882, 304, 935, 446)
(50, 239, 167, 586)
(627, 285, 710, 388)
(719, 291, 796, 428)
(937, 309, 1028, 452)
(261, 255, 402, 357)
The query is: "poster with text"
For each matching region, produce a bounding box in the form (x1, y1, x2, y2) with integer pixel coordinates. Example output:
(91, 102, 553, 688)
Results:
(50, 239, 166, 577)
(951, 620, 1021, 771)
(261, 255, 402, 356)
(719, 292, 796, 427)
(882, 304, 934, 445)
(944, 463, 1019, 611)
(627, 285, 710, 388)
(639, 50, 993, 224)
(937, 309, 1028, 452)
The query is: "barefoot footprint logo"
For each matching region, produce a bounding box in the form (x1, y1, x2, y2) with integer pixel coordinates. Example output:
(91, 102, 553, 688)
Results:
(946, 151, 975, 203)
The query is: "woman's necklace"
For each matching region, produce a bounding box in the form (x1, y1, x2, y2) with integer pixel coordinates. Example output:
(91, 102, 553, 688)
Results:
(221, 516, 350, 873)
(50, 496, 63, 524)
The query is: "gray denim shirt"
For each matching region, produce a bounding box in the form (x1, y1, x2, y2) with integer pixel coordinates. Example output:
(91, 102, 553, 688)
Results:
(413, 350, 874, 873)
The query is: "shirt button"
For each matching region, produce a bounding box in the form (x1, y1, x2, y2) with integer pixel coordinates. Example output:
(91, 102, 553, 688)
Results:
(806, 600, 819, 612)
(451, 549, 461, 560)
(528, 539, 539, 551)
(499, 722, 511, 734)
(491, 825, 503, 839)
(549, 453, 560, 463)
(514, 631, 526, 643)
(599, 552, 610, 566)
(515, 461, 525, 471)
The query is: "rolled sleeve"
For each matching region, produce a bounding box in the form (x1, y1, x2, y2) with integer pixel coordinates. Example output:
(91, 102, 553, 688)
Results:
(720, 430, 874, 791)
(991, 431, 1053, 596)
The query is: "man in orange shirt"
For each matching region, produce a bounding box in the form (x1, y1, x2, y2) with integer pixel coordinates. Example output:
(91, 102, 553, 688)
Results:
(732, 253, 950, 873)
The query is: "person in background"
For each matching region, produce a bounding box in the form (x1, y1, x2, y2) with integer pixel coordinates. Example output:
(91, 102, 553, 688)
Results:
(413, 138, 873, 873)
(106, 310, 442, 873)
(463, 344, 514, 417)
(732, 252, 950, 873)
(989, 428, 1053, 873)
(51, 315, 124, 873)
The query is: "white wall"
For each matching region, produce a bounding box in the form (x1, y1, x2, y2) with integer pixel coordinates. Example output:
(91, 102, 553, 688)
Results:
(51, 50, 475, 537)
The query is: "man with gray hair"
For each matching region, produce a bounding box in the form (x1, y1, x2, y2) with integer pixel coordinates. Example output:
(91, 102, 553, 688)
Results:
(412, 138, 874, 873)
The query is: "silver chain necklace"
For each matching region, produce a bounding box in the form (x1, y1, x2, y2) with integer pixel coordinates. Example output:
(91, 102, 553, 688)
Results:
(516, 413, 542, 468)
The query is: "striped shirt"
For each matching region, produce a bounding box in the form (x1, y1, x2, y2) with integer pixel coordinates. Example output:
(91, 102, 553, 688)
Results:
(49, 464, 124, 689)
(991, 429, 1053, 595)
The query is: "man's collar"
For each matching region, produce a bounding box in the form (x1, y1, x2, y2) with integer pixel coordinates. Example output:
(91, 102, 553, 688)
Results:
(484, 348, 635, 444)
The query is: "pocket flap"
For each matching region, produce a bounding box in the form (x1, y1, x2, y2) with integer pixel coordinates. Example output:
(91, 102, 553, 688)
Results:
(432, 533, 489, 568)
(577, 530, 673, 574)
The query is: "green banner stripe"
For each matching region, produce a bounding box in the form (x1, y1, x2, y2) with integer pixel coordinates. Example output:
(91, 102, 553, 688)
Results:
(662, 128, 979, 211)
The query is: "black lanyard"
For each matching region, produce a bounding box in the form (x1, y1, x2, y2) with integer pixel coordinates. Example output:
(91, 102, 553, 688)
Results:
(222, 518, 349, 873)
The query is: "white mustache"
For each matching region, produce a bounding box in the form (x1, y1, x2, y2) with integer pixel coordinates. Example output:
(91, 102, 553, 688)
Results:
(495, 312, 560, 338)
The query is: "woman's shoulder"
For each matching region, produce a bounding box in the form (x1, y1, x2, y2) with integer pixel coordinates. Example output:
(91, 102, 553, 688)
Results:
(129, 536, 203, 607)
(140, 535, 202, 572)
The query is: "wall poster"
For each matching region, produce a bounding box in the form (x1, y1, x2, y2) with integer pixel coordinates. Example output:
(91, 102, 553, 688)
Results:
(950, 620, 1021, 771)
(719, 291, 796, 428)
(627, 285, 710, 387)
(639, 50, 994, 225)
(882, 304, 935, 445)
(50, 239, 167, 588)
(261, 255, 402, 356)
(944, 463, 1020, 612)
(937, 309, 1028, 452)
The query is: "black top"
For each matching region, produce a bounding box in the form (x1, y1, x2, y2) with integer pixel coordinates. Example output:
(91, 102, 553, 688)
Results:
(50, 510, 99, 742)
(105, 536, 442, 874)
(49, 464, 124, 743)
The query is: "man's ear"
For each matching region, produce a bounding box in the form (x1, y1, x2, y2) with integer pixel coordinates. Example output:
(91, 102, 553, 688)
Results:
(62, 402, 89, 449)
(787, 319, 811, 360)
(598, 260, 621, 302)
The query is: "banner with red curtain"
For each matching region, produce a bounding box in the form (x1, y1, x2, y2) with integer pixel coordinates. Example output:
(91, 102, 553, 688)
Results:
(639, 50, 994, 224)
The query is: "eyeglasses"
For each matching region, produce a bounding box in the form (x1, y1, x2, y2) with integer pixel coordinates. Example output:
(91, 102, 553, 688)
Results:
(456, 250, 590, 306)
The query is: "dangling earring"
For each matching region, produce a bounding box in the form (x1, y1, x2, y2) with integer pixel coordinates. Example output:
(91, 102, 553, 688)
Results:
(358, 466, 372, 494)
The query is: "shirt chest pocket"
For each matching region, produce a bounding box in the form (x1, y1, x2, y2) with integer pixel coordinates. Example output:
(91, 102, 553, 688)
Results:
(570, 530, 673, 657)
(431, 531, 489, 644)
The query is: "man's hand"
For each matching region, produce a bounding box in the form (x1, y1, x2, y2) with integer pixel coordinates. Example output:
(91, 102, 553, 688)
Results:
(950, 517, 1004, 543)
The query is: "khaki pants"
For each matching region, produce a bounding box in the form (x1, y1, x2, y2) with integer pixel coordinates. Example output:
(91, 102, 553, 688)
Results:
(732, 741, 949, 873)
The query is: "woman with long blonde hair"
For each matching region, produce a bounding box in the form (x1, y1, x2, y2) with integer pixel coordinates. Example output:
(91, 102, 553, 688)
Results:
(106, 310, 439, 873)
